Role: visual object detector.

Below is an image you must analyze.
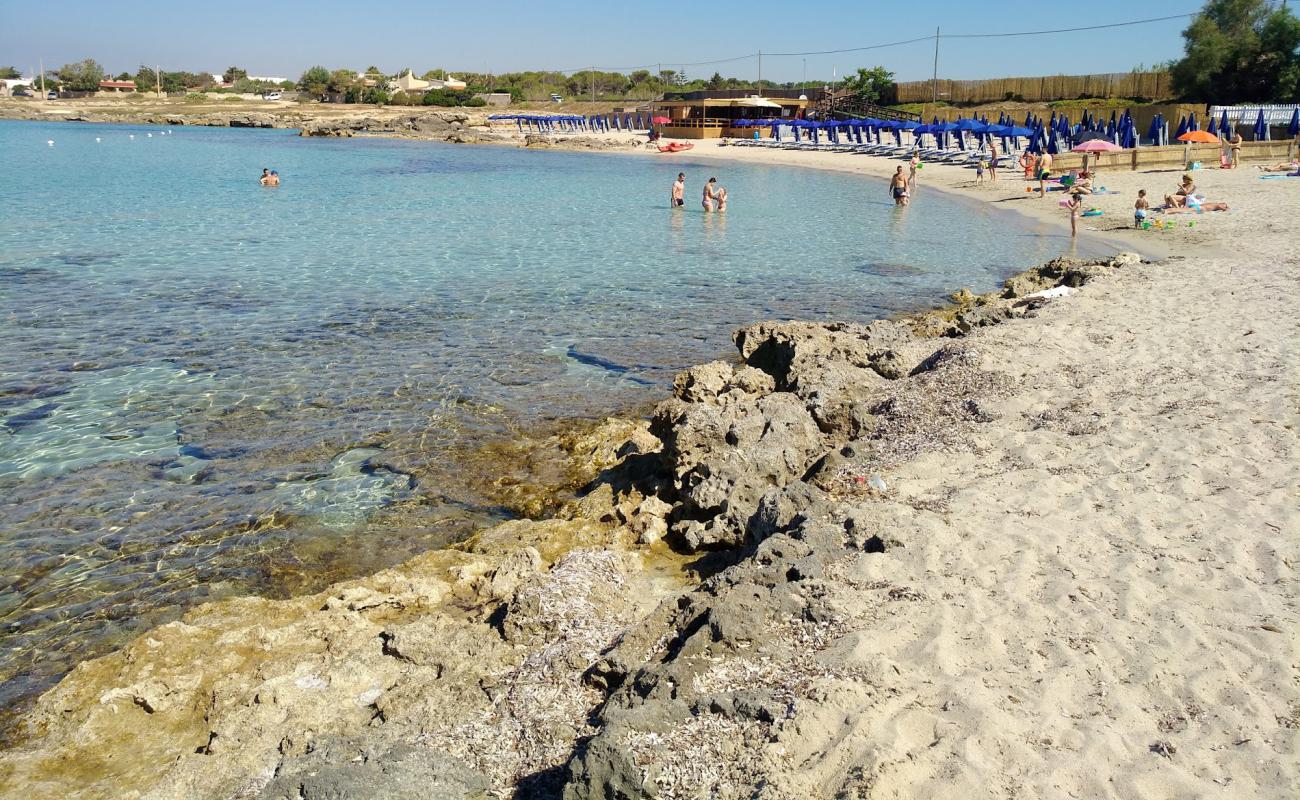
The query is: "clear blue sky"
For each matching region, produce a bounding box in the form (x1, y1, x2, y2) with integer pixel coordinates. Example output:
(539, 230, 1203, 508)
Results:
(0, 1, 1202, 82)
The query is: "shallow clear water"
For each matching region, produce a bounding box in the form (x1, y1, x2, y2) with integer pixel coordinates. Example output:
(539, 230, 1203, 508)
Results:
(0, 119, 1094, 715)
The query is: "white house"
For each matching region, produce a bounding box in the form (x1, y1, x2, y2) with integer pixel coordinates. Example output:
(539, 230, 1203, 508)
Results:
(391, 69, 467, 94)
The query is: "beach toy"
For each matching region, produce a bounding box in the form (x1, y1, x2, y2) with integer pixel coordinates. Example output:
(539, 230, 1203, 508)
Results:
(917, 163, 924, 169)
(1081, 209, 1103, 217)
(1143, 222, 1152, 229)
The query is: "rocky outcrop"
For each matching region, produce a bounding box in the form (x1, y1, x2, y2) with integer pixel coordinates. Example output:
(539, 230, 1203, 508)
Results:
(227, 113, 276, 128)
(1, 254, 1144, 800)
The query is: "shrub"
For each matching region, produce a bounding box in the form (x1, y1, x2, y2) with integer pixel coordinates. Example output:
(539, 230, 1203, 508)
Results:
(421, 89, 485, 107)
(183, 92, 208, 103)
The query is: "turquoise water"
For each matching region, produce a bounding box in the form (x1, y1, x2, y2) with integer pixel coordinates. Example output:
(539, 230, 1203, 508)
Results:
(0, 119, 1091, 715)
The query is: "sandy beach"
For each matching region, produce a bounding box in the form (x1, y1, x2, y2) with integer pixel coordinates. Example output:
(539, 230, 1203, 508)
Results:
(0, 109, 1296, 799)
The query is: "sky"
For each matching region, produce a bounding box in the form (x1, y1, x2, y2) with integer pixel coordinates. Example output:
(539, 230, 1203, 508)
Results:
(0, 1, 1203, 83)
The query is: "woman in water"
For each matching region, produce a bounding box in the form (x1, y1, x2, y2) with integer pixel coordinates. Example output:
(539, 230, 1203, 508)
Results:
(703, 177, 719, 211)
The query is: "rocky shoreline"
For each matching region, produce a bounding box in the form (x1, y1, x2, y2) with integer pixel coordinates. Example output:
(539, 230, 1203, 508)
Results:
(0, 253, 1154, 799)
(0, 102, 649, 151)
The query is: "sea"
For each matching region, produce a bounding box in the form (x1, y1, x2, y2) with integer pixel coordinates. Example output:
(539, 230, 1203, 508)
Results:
(0, 118, 1096, 719)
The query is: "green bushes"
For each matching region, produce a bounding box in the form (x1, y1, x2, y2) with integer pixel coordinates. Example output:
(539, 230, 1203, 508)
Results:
(421, 89, 486, 107)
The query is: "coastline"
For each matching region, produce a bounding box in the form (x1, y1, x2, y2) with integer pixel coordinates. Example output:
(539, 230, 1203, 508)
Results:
(1, 108, 1296, 799)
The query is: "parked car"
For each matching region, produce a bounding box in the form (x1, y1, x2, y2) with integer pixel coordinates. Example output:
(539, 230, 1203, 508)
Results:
(550, 93, 563, 103)
(263, 91, 282, 101)
(46, 90, 57, 100)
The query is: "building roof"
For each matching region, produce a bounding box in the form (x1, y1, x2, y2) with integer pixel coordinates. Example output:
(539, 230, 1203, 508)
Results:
(99, 80, 137, 89)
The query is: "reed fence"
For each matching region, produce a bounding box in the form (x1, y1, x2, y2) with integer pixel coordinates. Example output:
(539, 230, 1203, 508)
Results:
(894, 72, 1171, 104)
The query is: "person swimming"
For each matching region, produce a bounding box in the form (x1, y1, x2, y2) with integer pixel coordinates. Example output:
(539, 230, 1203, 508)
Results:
(267, 170, 280, 187)
(259, 168, 271, 185)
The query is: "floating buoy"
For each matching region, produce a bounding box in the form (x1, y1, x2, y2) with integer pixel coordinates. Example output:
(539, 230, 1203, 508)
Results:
(95, 137, 101, 142)
(47, 140, 54, 147)
(146, 132, 153, 138)
(129, 134, 135, 139)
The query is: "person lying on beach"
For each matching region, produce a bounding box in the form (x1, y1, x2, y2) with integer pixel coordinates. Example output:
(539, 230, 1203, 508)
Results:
(1164, 201, 1229, 213)
(1256, 161, 1299, 172)
(890, 166, 910, 206)
(671, 173, 685, 207)
(702, 177, 718, 211)
(1134, 189, 1150, 228)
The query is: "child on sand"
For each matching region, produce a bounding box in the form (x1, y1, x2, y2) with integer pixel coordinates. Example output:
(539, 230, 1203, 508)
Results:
(976, 159, 987, 183)
(1134, 189, 1150, 228)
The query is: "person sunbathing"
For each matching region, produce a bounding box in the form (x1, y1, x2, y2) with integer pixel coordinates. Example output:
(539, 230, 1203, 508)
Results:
(1165, 174, 1196, 207)
(1071, 170, 1094, 195)
(1164, 200, 1229, 213)
(1256, 161, 1299, 172)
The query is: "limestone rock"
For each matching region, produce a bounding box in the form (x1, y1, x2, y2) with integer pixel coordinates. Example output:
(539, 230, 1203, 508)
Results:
(258, 738, 490, 800)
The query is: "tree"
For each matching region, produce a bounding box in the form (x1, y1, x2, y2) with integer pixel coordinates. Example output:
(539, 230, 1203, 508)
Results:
(56, 59, 106, 92)
(298, 65, 331, 99)
(222, 66, 247, 83)
(707, 72, 724, 89)
(843, 66, 895, 104)
(1171, 0, 1300, 102)
(0, 66, 21, 79)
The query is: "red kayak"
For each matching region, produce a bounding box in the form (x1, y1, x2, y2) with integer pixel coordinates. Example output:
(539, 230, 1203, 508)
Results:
(657, 142, 694, 153)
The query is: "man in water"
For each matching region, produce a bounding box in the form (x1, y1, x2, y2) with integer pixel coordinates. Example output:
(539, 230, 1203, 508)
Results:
(259, 168, 271, 185)
(671, 173, 685, 207)
(267, 170, 280, 187)
(889, 166, 909, 206)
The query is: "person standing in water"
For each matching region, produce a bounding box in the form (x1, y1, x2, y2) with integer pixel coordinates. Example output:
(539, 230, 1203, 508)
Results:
(1066, 191, 1082, 237)
(267, 170, 280, 187)
(671, 173, 685, 207)
(259, 168, 271, 185)
(703, 177, 719, 211)
(908, 153, 920, 189)
(890, 166, 910, 206)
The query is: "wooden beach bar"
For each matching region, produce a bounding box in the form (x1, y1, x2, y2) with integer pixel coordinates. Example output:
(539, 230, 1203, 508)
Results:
(652, 89, 810, 139)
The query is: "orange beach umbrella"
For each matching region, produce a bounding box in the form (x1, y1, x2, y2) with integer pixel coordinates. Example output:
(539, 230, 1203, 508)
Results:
(1176, 130, 1220, 143)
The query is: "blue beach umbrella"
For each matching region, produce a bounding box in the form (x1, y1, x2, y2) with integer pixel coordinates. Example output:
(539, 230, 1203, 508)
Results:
(1189, 111, 1198, 131)
(1175, 116, 1188, 139)
(1254, 108, 1268, 140)
(1147, 114, 1161, 145)
(1207, 116, 1218, 137)
(1220, 109, 1230, 137)
(1289, 107, 1299, 137)
(1121, 119, 1137, 149)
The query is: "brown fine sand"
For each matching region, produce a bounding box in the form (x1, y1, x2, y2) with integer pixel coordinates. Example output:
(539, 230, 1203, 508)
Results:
(655, 141, 1300, 797)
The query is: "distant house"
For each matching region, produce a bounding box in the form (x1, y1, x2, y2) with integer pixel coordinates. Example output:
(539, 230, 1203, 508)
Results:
(476, 92, 511, 107)
(1, 78, 33, 96)
(391, 69, 467, 95)
(98, 80, 137, 94)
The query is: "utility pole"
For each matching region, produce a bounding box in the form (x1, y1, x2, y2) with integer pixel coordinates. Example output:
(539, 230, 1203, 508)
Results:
(590, 66, 595, 104)
(931, 27, 940, 105)
(757, 50, 762, 96)
(155, 64, 161, 97)
(39, 58, 45, 100)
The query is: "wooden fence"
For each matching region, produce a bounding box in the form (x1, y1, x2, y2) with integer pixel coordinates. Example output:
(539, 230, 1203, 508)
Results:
(894, 72, 1172, 104)
(1049, 139, 1297, 173)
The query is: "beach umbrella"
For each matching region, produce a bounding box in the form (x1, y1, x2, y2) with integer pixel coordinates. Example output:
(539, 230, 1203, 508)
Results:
(1072, 138, 1122, 172)
(1254, 108, 1268, 140)
(1175, 115, 1188, 139)
(1207, 115, 1218, 137)
(1189, 112, 1198, 131)
(1219, 109, 1230, 137)
(1147, 114, 1162, 146)
(651, 116, 670, 125)
(1121, 120, 1137, 150)
(1177, 130, 1220, 143)
(1289, 107, 1300, 137)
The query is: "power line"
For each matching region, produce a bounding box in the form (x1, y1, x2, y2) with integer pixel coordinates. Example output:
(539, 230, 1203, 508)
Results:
(943, 13, 1198, 39)
(542, 11, 1199, 75)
